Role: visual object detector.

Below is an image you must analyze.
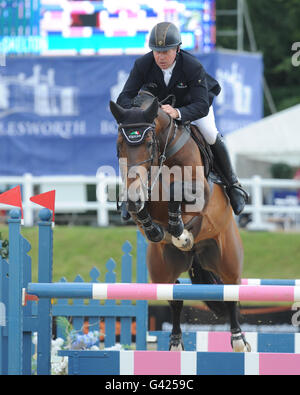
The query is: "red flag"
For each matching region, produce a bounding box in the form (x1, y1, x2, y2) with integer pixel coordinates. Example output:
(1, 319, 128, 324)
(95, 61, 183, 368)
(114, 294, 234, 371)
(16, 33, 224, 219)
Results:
(30, 190, 56, 222)
(0, 185, 23, 218)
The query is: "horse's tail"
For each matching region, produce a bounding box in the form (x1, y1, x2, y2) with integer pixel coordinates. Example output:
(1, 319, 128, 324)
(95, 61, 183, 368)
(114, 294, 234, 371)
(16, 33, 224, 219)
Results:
(188, 256, 228, 318)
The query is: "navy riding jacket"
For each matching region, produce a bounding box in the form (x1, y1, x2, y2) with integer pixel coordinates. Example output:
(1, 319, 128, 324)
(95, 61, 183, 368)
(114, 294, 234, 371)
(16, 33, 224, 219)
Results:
(117, 50, 221, 123)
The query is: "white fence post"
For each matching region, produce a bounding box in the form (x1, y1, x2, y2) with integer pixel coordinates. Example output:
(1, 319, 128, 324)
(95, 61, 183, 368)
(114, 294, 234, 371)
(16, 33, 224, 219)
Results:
(96, 173, 109, 227)
(23, 173, 34, 227)
(249, 175, 264, 228)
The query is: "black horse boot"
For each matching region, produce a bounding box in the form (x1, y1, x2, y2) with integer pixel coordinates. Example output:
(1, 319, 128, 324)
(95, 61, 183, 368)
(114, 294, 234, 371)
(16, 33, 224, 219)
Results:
(167, 201, 184, 237)
(210, 134, 249, 215)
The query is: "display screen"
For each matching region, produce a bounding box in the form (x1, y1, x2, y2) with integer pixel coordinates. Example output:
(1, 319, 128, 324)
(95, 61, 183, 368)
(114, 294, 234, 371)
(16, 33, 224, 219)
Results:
(0, 0, 216, 55)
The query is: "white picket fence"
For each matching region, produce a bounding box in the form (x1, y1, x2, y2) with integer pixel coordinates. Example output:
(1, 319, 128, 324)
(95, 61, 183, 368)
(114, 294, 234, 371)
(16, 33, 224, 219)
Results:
(0, 173, 122, 227)
(241, 175, 300, 230)
(0, 173, 300, 230)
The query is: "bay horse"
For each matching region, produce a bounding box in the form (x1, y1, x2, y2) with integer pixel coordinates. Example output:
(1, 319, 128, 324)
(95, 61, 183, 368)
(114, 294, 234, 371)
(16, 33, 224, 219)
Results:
(110, 92, 251, 352)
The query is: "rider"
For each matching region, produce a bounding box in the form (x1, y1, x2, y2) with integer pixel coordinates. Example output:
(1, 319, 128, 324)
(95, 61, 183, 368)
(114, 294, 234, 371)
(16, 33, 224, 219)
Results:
(117, 22, 248, 215)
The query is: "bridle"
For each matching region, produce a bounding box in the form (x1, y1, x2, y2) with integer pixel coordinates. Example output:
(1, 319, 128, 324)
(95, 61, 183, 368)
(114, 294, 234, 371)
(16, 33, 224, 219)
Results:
(117, 116, 176, 197)
(118, 122, 158, 168)
(117, 92, 190, 198)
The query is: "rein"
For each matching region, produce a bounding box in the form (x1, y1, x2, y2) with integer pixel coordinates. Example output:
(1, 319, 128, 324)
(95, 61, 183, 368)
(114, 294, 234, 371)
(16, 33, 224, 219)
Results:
(149, 117, 174, 194)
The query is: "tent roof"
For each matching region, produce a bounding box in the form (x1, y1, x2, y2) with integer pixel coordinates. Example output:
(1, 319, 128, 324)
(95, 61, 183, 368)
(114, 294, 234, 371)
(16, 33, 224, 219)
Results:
(226, 104, 300, 167)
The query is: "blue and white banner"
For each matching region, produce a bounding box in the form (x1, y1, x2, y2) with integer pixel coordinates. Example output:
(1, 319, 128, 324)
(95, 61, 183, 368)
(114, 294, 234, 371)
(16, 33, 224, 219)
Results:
(212, 51, 263, 134)
(0, 51, 262, 175)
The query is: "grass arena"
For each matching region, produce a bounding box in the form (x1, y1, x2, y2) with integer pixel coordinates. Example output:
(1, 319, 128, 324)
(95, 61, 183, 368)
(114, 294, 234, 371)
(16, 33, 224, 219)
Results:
(1, 207, 300, 375)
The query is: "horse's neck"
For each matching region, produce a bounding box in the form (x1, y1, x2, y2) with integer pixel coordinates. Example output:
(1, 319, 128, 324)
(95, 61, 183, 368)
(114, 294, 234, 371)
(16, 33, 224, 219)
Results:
(156, 107, 170, 125)
(155, 110, 173, 146)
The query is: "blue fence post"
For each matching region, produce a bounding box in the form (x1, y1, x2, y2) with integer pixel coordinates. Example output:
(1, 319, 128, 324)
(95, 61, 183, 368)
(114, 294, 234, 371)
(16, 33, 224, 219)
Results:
(104, 258, 117, 348)
(136, 231, 148, 350)
(36, 209, 53, 375)
(72, 274, 85, 335)
(0, 240, 9, 375)
(120, 241, 133, 347)
(21, 235, 33, 375)
(7, 209, 23, 375)
(0, 241, 3, 374)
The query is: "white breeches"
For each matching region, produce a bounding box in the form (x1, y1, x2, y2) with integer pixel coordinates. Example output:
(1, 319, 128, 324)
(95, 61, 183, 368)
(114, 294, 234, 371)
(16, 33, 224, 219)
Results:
(191, 106, 219, 145)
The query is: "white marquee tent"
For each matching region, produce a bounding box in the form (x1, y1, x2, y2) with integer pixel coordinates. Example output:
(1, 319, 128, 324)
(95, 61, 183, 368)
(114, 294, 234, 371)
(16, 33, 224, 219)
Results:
(226, 104, 300, 168)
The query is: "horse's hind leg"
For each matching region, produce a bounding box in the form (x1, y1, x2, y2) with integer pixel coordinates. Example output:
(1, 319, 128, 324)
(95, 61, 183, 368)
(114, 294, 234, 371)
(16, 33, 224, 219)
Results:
(226, 302, 251, 352)
(190, 233, 251, 352)
(189, 254, 228, 318)
(168, 298, 184, 351)
(147, 243, 191, 351)
(220, 220, 251, 352)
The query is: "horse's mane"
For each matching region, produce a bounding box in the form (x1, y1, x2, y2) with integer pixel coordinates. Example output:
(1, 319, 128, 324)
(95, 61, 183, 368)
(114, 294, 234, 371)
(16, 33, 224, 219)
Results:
(133, 90, 173, 128)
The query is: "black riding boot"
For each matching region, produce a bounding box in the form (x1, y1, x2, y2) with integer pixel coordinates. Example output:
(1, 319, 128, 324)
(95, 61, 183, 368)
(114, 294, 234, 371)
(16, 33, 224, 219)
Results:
(210, 134, 249, 215)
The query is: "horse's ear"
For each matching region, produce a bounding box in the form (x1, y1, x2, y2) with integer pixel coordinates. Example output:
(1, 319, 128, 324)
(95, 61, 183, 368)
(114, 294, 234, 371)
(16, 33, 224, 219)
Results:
(109, 101, 127, 123)
(143, 98, 158, 123)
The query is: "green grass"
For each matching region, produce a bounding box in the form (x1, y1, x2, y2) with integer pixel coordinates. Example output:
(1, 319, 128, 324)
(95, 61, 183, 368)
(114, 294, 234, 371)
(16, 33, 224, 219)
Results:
(240, 230, 300, 279)
(1, 225, 300, 283)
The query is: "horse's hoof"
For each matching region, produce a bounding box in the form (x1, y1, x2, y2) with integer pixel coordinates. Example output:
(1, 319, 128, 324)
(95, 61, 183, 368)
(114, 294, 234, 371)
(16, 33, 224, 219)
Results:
(167, 219, 184, 238)
(231, 331, 251, 352)
(145, 223, 165, 243)
(171, 229, 194, 251)
(169, 333, 184, 351)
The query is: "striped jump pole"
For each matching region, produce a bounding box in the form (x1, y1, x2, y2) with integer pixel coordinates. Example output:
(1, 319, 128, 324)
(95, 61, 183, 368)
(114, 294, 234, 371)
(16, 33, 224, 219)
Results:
(241, 279, 300, 286)
(178, 278, 300, 286)
(58, 350, 300, 376)
(27, 282, 300, 302)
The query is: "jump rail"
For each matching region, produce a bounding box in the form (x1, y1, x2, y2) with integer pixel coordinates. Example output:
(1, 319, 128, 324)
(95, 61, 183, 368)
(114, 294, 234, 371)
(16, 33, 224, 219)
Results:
(58, 350, 300, 375)
(27, 282, 300, 302)
(178, 278, 300, 286)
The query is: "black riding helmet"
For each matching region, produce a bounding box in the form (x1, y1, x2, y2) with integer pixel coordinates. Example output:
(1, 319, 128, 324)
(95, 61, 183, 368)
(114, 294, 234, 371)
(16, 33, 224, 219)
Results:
(149, 22, 182, 52)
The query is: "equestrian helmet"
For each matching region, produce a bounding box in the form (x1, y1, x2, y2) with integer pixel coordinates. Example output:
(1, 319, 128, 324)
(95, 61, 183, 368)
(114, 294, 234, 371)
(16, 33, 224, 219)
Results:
(149, 22, 182, 52)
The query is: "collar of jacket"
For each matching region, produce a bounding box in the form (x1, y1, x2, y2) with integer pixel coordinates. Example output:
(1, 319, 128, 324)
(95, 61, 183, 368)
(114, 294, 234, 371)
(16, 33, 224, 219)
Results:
(152, 51, 183, 90)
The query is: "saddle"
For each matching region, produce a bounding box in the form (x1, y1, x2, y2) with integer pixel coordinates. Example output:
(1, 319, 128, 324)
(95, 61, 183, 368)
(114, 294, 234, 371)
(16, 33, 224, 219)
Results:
(187, 123, 224, 187)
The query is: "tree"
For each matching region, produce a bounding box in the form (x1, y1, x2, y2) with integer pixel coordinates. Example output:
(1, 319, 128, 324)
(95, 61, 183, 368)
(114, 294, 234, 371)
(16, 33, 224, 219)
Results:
(216, 0, 300, 114)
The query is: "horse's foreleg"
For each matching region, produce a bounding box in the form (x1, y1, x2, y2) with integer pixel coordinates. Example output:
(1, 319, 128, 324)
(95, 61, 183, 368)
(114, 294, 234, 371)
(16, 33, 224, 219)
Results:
(167, 182, 185, 236)
(168, 299, 184, 351)
(167, 201, 184, 237)
(136, 206, 164, 242)
(168, 199, 194, 251)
